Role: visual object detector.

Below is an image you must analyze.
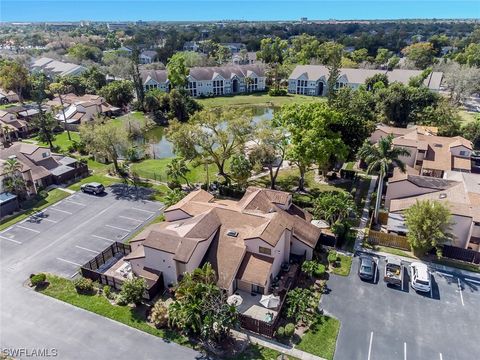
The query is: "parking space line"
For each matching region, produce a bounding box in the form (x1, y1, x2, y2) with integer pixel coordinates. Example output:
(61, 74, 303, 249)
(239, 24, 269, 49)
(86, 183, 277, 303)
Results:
(439, 353, 443, 360)
(367, 331, 373, 360)
(65, 200, 86, 206)
(0, 235, 22, 244)
(132, 207, 155, 214)
(16, 225, 40, 233)
(457, 278, 465, 306)
(75, 245, 98, 254)
(119, 215, 143, 222)
(436, 271, 454, 278)
(92, 234, 115, 242)
(49, 207, 72, 215)
(404, 342, 407, 360)
(465, 278, 480, 285)
(69, 271, 79, 279)
(105, 224, 130, 232)
(57, 257, 82, 267)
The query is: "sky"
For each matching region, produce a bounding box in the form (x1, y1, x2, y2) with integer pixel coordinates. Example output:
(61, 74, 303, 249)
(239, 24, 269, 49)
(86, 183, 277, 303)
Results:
(0, 0, 479, 22)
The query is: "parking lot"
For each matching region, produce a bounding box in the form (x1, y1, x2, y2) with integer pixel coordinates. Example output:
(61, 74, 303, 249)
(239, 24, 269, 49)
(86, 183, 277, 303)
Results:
(0, 186, 164, 278)
(321, 254, 480, 360)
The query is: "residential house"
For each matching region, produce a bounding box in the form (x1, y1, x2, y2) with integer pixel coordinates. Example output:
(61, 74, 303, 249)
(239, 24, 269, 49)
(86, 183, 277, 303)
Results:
(288, 65, 443, 96)
(31, 57, 87, 78)
(370, 124, 473, 178)
(183, 41, 201, 52)
(0, 143, 88, 197)
(385, 170, 480, 252)
(0, 110, 29, 144)
(232, 52, 257, 65)
(126, 187, 322, 295)
(139, 50, 158, 64)
(220, 42, 246, 53)
(141, 64, 266, 97)
(0, 88, 19, 104)
(49, 94, 121, 124)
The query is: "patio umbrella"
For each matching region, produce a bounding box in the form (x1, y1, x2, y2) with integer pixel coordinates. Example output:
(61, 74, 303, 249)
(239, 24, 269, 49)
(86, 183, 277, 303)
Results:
(260, 294, 280, 309)
(227, 294, 243, 306)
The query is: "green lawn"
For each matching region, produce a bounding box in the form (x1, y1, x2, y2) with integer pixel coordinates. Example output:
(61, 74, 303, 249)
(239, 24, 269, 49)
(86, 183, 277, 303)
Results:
(458, 110, 478, 125)
(296, 315, 340, 360)
(363, 242, 417, 259)
(38, 275, 191, 346)
(38, 275, 291, 358)
(28, 131, 81, 153)
(111, 111, 152, 128)
(197, 93, 326, 108)
(131, 158, 228, 184)
(232, 344, 296, 360)
(0, 189, 70, 231)
(330, 253, 353, 276)
(0, 102, 19, 109)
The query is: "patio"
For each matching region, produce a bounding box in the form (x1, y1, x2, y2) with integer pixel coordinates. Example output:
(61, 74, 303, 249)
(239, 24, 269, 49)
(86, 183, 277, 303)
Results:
(235, 290, 279, 323)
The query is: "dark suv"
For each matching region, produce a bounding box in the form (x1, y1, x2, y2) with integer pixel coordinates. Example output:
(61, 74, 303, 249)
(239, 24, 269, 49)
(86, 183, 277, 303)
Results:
(358, 256, 375, 281)
(80, 182, 105, 195)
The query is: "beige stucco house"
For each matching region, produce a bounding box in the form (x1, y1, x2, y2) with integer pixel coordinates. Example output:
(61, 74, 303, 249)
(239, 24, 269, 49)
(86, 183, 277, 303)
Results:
(126, 187, 321, 295)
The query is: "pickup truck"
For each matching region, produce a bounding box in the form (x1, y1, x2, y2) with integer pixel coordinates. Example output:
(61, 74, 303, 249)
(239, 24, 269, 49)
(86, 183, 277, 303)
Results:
(384, 257, 403, 287)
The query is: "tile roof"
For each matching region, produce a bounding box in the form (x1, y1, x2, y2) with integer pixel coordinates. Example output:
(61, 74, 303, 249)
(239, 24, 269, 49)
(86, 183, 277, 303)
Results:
(289, 65, 443, 90)
(236, 252, 273, 287)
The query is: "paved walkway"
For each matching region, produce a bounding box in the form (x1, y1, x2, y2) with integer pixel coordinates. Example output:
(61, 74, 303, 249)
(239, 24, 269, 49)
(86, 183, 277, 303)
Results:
(354, 175, 377, 251)
(232, 329, 327, 360)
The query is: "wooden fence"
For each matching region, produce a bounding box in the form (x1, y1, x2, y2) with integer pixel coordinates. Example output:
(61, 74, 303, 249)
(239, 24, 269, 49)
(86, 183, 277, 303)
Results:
(367, 230, 411, 251)
(238, 265, 300, 338)
(442, 245, 480, 264)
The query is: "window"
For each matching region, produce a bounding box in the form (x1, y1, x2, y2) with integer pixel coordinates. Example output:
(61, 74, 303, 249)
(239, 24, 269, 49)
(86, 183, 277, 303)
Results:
(42, 152, 50, 158)
(460, 150, 468, 156)
(259, 246, 271, 255)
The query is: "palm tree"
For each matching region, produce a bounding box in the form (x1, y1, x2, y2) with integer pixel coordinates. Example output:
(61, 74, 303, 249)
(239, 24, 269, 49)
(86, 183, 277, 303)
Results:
(166, 158, 191, 187)
(357, 135, 410, 223)
(2, 157, 27, 199)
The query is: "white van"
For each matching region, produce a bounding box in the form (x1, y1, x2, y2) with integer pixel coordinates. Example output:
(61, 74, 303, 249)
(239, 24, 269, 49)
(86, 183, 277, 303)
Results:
(409, 262, 431, 293)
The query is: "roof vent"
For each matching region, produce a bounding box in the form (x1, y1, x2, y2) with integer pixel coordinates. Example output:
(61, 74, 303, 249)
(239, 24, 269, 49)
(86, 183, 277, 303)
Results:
(226, 229, 238, 237)
(434, 143, 443, 148)
(439, 193, 447, 199)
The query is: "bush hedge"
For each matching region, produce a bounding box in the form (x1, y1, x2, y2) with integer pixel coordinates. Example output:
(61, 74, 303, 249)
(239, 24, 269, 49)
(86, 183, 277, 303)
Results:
(74, 277, 94, 294)
(284, 323, 295, 337)
(30, 273, 46, 286)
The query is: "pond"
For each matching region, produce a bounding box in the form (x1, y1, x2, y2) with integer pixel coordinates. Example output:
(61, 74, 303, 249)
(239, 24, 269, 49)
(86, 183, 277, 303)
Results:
(140, 106, 275, 159)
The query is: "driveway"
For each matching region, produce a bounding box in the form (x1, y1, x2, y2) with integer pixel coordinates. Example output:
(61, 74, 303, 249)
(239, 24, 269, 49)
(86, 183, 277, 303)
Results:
(0, 186, 202, 360)
(321, 254, 480, 360)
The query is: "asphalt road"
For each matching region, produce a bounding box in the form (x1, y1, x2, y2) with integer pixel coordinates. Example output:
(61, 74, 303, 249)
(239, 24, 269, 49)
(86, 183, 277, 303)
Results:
(321, 254, 480, 360)
(0, 186, 201, 360)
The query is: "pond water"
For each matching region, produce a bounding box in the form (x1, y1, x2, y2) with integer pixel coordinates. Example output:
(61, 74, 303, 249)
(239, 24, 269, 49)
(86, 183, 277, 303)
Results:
(142, 106, 275, 159)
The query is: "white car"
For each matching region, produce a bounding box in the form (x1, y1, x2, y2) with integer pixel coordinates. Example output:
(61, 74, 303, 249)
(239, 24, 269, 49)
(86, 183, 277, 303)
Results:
(409, 262, 431, 293)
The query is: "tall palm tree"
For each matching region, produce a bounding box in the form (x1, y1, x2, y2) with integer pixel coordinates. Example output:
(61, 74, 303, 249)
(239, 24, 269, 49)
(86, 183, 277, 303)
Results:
(166, 158, 191, 187)
(357, 135, 410, 223)
(2, 157, 27, 199)
(4, 157, 22, 175)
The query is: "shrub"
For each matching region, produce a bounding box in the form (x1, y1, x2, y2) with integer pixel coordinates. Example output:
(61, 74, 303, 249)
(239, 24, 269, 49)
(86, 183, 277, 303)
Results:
(328, 251, 339, 265)
(276, 326, 285, 338)
(30, 273, 46, 286)
(116, 294, 128, 306)
(149, 300, 169, 328)
(284, 323, 295, 337)
(314, 264, 326, 277)
(268, 88, 288, 96)
(103, 285, 111, 299)
(120, 277, 147, 305)
(74, 277, 94, 294)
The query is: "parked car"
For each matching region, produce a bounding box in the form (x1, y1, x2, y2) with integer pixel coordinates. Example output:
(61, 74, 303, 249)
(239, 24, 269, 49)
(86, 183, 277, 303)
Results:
(384, 257, 403, 287)
(358, 255, 375, 281)
(80, 182, 105, 195)
(410, 262, 431, 293)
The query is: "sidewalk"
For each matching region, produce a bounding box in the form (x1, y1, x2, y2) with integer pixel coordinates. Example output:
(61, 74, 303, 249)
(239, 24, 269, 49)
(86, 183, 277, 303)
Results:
(231, 329, 326, 360)
(354, 175, 377, 251)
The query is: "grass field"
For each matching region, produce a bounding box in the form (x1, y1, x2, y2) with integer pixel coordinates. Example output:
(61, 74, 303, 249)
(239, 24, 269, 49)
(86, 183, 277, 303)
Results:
(0, 189, 70, 231)
(197, 92, 325, 108)
(296, 315, 340, 360)
(459, 110, 478, 125)
(34, 131, 81, 153)
(330, 253, 353, 276)
(38, 275, 290, 359)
